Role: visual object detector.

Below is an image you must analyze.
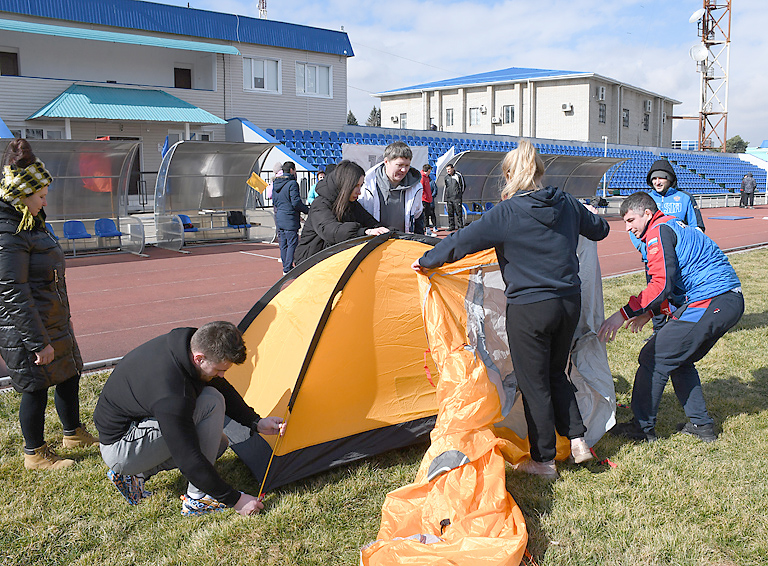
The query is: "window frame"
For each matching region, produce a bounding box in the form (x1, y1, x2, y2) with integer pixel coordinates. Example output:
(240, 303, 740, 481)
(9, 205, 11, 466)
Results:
(399, 113, 407, 129)
(643, 113, 650, 131)
(243, 56, 281, 94)
(622, 108, 630, 128)
(502, 105, 515, 124)
(0, 51, 19, 76)
(598, 103, 607, 124)
(445, 108, 454, 127)
(295, 61, 332, 98)
(469, 107, 481, 126)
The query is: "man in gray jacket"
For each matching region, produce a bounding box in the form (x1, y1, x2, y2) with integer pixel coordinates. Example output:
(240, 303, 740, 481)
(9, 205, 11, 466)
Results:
(740, 173, 756, 209)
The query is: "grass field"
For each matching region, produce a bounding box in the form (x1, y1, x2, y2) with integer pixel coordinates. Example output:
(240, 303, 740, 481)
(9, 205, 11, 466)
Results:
(1, 249, 766, 566)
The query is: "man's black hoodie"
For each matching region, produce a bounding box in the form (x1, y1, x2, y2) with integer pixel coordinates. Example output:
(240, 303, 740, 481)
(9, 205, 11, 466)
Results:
(418, 186, 609, 304)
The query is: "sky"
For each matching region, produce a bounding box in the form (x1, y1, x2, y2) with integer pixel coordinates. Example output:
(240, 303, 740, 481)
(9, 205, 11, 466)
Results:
(166, 0, 768, 147)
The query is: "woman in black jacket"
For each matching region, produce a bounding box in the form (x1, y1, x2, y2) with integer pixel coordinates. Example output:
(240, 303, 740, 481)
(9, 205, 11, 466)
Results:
(295, 160, 389, 265)
(412, 140, 610, 478)
(0, 139, 97, 470)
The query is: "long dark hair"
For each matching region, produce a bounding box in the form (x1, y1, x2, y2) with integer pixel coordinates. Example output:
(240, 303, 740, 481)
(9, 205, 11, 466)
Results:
(2, 138, 36, 169)
(331, 160, 365, 221)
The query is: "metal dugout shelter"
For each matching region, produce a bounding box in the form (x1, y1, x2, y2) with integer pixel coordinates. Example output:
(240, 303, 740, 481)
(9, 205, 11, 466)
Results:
(437, 150, 626, 203)
(0, 138, 145, 255)
(153, 140, 276, 251)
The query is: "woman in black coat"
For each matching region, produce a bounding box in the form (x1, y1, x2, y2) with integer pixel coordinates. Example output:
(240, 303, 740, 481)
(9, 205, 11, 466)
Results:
(0, 139, 97, 470)
(295, 160, 389, 265)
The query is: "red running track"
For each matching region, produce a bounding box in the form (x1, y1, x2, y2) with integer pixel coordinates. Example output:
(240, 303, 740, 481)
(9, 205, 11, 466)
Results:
(64, 206, 767, 364)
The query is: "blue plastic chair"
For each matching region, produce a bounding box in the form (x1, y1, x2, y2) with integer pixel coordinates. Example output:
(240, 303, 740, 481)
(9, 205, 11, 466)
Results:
(485, 202, 494, 212)
(178, 214, 198, 232)
(94, 218, 123, 247)
(62, 220, 92, 256)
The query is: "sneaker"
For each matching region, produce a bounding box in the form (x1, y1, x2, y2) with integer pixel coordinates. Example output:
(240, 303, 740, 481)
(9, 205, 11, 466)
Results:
(63, 425, 99, 448)
(180, 494, 228, 517)
(609, 419, 658, 442)
(107, 469, 151, 505)
(570, 437, 594, 464)
(676, 422, 717, 443)
(512, 458, 558, 480)
(23, 442, 75, 470)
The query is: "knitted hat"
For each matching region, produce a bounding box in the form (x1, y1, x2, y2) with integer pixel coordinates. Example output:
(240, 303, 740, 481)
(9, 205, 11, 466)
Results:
(0, 159, 53, 232)
(645, 159, 677, 188)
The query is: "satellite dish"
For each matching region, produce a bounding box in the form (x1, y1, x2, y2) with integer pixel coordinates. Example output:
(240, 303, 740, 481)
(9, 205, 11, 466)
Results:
(689, 8, 706, 23)
(689, 43, 708, 62)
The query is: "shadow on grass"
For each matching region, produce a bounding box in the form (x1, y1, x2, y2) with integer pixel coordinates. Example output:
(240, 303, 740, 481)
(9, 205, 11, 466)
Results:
(505, 473, 555, 562)
(732, 311, 768, 332)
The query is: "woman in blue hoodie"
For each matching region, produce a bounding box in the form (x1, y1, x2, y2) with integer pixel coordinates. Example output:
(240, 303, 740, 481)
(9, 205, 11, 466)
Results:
(412, 140, 609, 478)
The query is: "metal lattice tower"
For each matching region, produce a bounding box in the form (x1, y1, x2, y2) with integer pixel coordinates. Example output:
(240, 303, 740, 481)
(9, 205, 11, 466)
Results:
(696, 1, 732, 151)
(258, 0, 267, 19)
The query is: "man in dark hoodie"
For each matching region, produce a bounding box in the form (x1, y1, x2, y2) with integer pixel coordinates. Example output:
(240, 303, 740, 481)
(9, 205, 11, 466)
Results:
(273, 161, 309, 273)
(443, 163, 466, 231)
(359, 141, 423, 233)
(412, 140, 609, 479)
(95, 321, 285, 516)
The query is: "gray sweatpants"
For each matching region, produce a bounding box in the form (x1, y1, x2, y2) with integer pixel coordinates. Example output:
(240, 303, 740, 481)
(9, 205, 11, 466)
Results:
(100, 387, 229, 500)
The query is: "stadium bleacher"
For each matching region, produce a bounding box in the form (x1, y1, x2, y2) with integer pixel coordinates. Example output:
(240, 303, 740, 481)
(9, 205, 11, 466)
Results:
(265, 128, 766, 197)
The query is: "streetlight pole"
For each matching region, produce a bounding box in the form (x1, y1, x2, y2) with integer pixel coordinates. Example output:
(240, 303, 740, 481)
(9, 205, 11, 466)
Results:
(602, 135, 608, 198)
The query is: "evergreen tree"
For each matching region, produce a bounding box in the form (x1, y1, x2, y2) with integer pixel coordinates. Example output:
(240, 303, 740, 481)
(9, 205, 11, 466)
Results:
(346, 110, 359, 125)
(725, 135, 749, 153)
(366, 106, 381, 127)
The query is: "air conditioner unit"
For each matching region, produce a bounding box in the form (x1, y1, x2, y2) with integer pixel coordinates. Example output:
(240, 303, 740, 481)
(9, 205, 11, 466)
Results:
(562, 103, 573, 112)
(644, 100, 652, 112)
(479, 105, 487, 114)
(390, 115, 398, 123)
(491, 116, 502, 124)
(597, 86, 606, 101)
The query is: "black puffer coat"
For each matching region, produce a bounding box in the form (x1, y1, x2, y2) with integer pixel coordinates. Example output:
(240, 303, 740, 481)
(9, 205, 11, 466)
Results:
(0, 200, 82, 393)
(294, 175, 383, 265)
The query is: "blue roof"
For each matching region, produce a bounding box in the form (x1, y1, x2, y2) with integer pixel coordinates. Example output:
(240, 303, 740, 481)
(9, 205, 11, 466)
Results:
(0, 17, 240, 54)
(0, 0, 354, 57)
(28, 84, 226, 124)
(380, 67, 586, 94)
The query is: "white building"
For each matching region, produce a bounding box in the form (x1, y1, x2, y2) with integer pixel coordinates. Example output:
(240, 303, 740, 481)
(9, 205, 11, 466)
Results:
(376, 67, 680, 148)
(0, 0, 353, 189)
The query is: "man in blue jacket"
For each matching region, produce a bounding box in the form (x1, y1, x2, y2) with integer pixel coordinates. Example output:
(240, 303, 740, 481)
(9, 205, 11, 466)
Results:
(599, 192, 743, 443)
(273, 161, 309, 274)
(630, 159, 703, 332)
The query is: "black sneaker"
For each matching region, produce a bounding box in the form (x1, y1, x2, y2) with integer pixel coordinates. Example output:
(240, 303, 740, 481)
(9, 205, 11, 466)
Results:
(676, 422, 717, 443)
(609, 419, 658, 442)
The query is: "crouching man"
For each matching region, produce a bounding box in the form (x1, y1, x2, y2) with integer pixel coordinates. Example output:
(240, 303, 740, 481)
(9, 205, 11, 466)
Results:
(94, 321, 284, 516)
(598, 192, 743, 443)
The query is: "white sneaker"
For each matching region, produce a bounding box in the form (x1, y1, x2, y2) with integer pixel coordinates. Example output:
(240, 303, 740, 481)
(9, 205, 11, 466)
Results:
(570, 437, 594, 464)
(512, 458, 558, 479)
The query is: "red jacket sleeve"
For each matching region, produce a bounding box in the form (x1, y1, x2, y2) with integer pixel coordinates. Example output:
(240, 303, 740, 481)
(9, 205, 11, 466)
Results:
(621, 223, 677, 319)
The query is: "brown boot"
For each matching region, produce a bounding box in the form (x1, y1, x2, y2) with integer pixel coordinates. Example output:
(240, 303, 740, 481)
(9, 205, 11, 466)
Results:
(24, 443, 75, 470)
(63, 425, 99, 448)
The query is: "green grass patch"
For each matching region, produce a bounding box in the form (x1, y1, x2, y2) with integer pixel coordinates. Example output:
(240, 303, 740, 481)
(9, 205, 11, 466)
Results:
(1, 249, 767, 565)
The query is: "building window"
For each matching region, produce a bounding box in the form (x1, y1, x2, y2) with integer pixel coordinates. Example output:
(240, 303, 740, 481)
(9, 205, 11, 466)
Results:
(174, 67, 192, 89)
(598, 103, 606, 124)
(445, 108, 454, 127)
(0, 51, 19, 76)
(503, 105, 515, 124)
(399, 113, 407, 129)
(296, 62, 331, 97)
(643, 113, 650, 131)
(622, 109, 630, 128)
(244, 57, 280, 92)
(469, 107, 481, 126)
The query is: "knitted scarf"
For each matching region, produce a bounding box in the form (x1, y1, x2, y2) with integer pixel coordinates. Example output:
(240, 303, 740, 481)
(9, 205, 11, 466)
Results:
(0, 159, 52, 232)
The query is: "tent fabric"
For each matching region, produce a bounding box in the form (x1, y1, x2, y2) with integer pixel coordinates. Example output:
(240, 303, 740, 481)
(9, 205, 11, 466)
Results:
(225, 233, 613, 497)
(225, 234, 441, 491)
(361, 239, 614, 565)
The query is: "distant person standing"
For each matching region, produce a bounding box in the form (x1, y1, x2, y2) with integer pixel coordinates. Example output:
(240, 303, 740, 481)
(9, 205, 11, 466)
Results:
(740, 173, 756, 209)
(421, 164, 437, 234)
(359, 141, 423, 233)
(273, 161, 309, 274)
(306, 169, 325, 205)
(444, 163, 466, 231)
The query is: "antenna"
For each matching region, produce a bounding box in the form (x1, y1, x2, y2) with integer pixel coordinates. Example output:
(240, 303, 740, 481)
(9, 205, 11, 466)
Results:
(689, 8, 705, 23)
(689, 43, 708, 62)
(258, 0, 267, 19)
